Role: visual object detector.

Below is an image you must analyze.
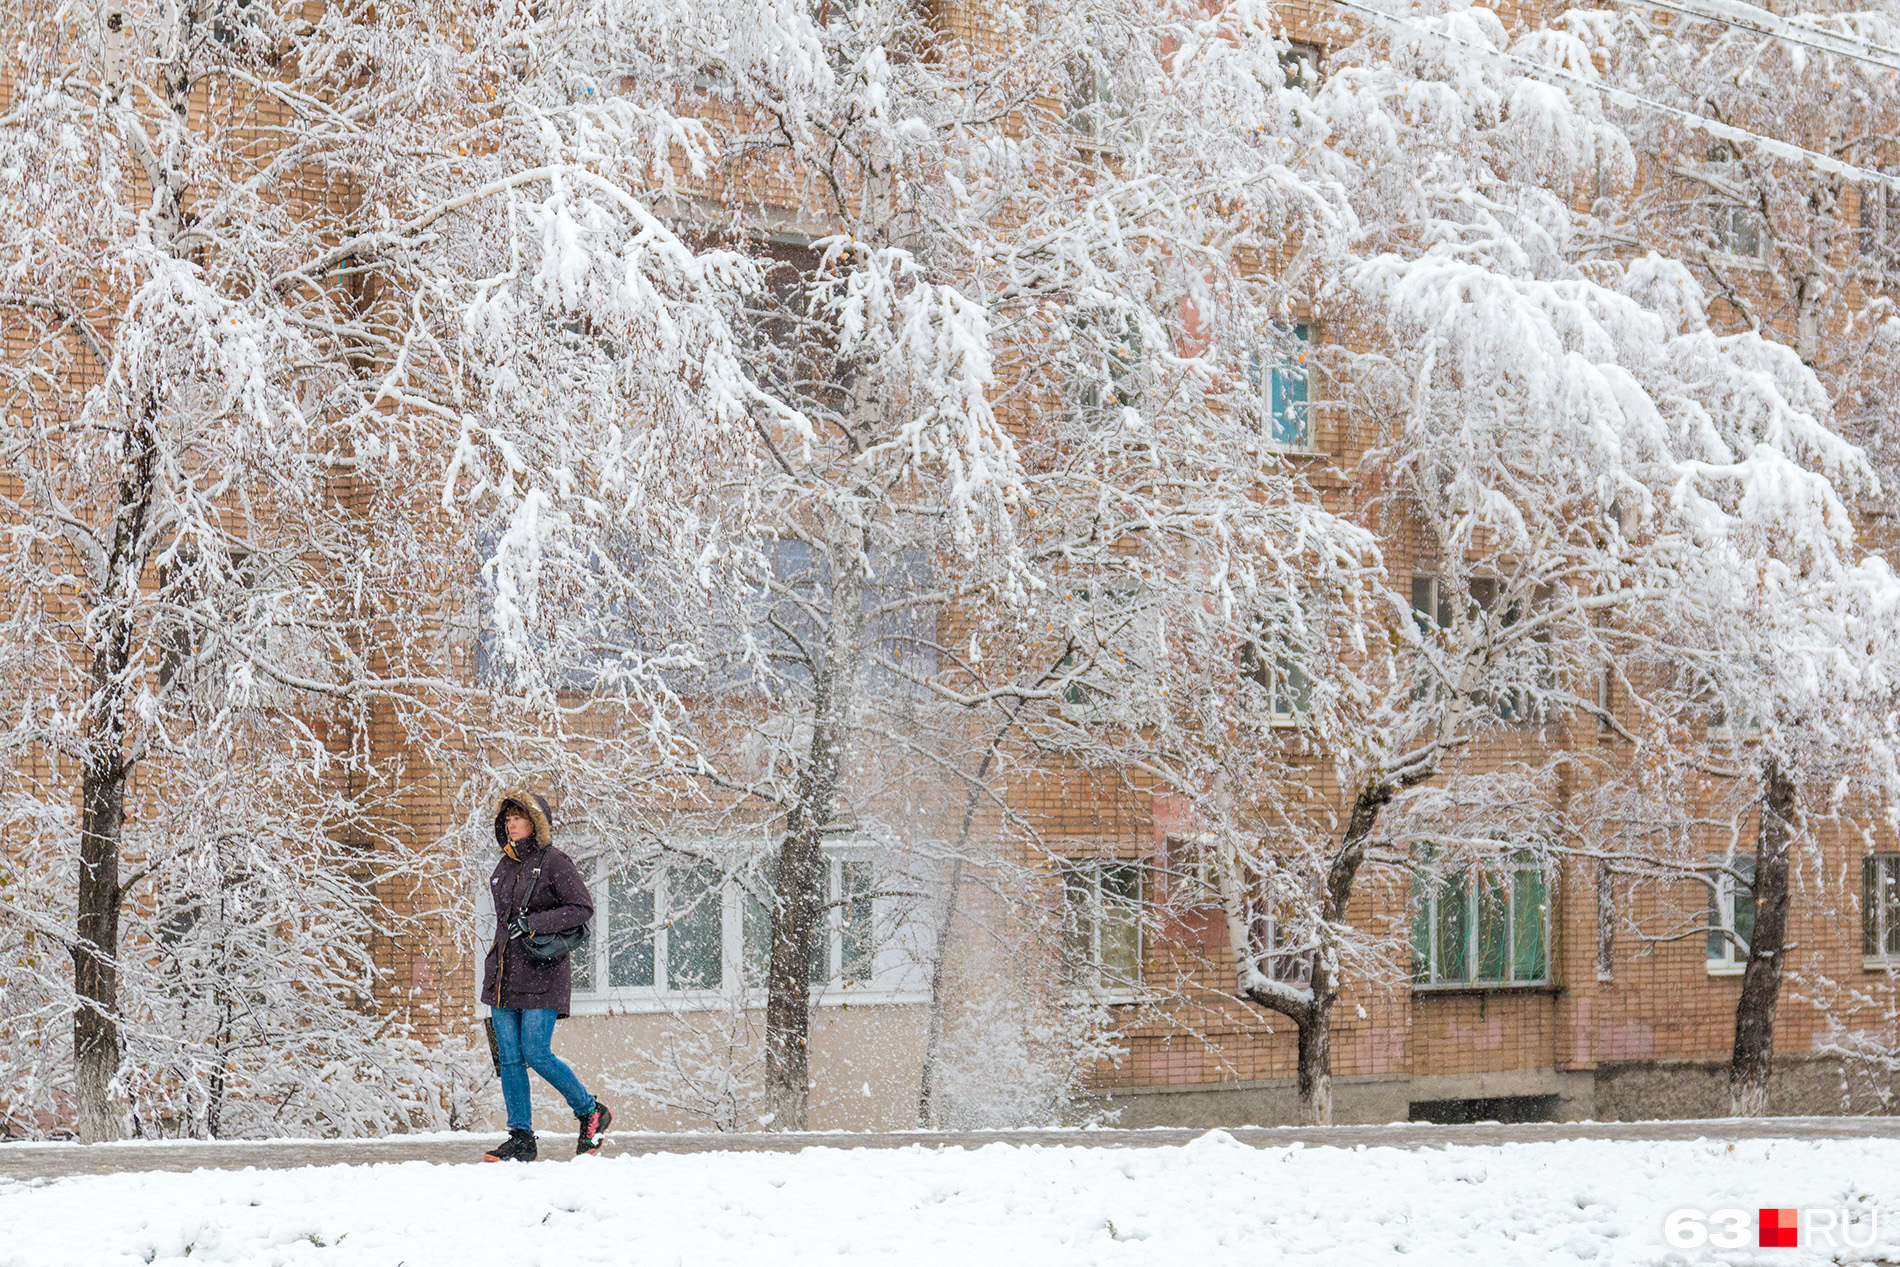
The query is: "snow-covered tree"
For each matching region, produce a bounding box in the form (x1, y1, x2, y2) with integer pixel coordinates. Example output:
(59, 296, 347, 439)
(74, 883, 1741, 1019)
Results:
(0, 0, 763, 1138)
(1578, 0, 1900, 494)
(1088, 0, 1900, 1124)
(1571, 1, 1900, 1115)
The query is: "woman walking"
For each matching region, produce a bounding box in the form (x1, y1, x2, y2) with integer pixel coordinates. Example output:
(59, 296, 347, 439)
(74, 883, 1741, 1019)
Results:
(480, 790, 613, 1162)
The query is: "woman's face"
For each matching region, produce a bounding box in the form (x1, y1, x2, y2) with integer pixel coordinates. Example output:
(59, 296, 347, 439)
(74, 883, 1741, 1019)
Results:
(503, 809, 533, 844)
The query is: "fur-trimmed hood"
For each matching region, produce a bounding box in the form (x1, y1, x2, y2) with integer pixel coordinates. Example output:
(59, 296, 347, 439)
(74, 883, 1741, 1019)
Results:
(493, 790, 555, 851)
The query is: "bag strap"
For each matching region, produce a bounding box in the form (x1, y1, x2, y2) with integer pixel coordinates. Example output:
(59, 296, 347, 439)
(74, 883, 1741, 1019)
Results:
(511, 858, 545, 936)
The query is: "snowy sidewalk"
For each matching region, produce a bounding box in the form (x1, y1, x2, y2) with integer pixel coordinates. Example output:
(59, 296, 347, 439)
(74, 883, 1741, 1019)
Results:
(5, 1130, 1900, 1265)
(5, 1116, 1900, 1180)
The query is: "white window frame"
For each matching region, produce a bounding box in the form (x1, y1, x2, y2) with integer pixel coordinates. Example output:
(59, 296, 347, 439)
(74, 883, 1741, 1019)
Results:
(809, 851, 881, 990)
(1709, 201, 1769, 263)
(1701, 147, 1768, 266)
(1706, 700, 1763, 742)
(1248, 322, 1317, 452)
(1064, 58, 1129, 152)
(1410, 856, 1552, 990)
(1241, 618, 1313, 728)
(1280, 41, 1323, 91)
(1865, 854, 1900, 968)
(567, 849, 740, 1009)
(561, 840, 926, 1016)
(1706, 854, 1755, 976)
(1688, 669, 1762, 741)
(1858, 169, 1900, 280)
(1251, 902, 1313, 988)
(1057, 583, 1159, 721)
(1060, 857, 1145, 1001)
(1409, 575, 1553, 723)
(1070, 310, 1144, 428)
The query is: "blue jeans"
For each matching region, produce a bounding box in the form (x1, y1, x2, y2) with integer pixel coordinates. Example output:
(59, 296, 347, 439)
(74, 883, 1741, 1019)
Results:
(490, 1007, 595, 1130)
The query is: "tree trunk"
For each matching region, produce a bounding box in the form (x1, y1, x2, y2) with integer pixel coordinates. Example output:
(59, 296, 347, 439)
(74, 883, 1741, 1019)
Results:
(1296, 1013, 1332, 1126)
(1595, 859, 1616, 982)
(919, 725, 1016, 1128)
(764, 774, 828, 1133)
(1296, 782, 1393, 1125)
(71, 405, 159, 1142)
(74, 763, 128, 1143)
(1728, 757, 1796, 1118)
(764, 532, 866, 1132)
(1240, 778, 1398, 1127)
(916, 854, 961, 1129)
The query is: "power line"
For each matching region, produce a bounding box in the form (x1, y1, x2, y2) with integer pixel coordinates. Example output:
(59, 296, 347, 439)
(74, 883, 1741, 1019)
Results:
(1331, 0, 1900, 191)
(1627, 0, 1900, 78)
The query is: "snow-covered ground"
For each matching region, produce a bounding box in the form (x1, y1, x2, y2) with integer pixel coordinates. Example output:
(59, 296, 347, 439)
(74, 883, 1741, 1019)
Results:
(4, 1132, 1897, 1266)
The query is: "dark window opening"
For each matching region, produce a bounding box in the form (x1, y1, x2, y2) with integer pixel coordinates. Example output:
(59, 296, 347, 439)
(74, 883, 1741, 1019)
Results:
(1409, 1094, 1559, 1125)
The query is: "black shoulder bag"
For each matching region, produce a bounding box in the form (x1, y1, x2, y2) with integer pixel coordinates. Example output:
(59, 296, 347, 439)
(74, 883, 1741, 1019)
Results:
(510, 856, 590, 964)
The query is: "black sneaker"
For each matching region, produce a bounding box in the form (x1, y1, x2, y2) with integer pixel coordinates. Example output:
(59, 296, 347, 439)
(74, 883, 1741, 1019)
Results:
(576, 1101, 612, 1156)
(483, 1128, 538, 1163)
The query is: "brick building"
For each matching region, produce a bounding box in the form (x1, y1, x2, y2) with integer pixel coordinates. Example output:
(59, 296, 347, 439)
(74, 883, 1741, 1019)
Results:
(355, 1, 1900, 1133)
(7, 0, 1899, 1139)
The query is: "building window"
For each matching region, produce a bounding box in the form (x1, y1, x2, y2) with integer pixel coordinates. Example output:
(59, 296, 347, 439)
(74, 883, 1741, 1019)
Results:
(1706, 854, 1755, 974)
(572, 856, 726, 996)
(1056, 583, 1157, 716)
(1252, 901, 1312, 986)
(740, 854, 877, 989)
(1711, 202, 1765, 259)
(1704, 144, 1765, 261)
(1240, 617, 1313, 723)
(796, 856, 876, 986)
(1410, 575, 1552, 722)
(1410, 575, 1454, 634)
(1864, 855, 1900, 963)
(810, 0, 857, 24)
(1411, 854, 1550, 987)
(1248, 323, 1312, 448)
(1858, 171, 1900, 281)
(1064, 58, 1127, 146)
(1071, 311, 1144, 426)
(569, 847, 892, 1006)
(1692, 671, 1761, 741)
(1280, 41, 1323, 90)
(1061, 859, 1143, 993)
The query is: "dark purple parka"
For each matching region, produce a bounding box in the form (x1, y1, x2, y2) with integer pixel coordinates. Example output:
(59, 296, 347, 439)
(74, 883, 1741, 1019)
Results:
(480, 790, 594, 1016)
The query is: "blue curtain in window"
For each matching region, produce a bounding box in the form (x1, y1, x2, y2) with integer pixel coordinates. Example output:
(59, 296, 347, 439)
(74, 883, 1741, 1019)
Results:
(1270, 324, 1310, 447)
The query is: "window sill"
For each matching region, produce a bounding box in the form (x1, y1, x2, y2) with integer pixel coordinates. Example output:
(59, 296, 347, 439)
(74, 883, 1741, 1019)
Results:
(1705, 962, 1747, 977)
(1863, 957, 1900, 973)
(1706, 726, 1762, 742)
(1409, 982, 1558, 996)
(1066, 985, 1146, 1006)
(565, 987, 931, 1016)
(1707, 251, 1772, 273)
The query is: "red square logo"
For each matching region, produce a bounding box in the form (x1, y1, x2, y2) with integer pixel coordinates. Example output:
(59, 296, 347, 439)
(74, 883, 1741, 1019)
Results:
(1759, 1208, 1799, 1248)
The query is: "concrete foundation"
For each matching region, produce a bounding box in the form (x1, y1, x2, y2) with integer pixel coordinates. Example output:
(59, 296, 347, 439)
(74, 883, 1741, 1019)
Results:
(1083, 1074, 1412, 1128)
(1084, 1060, 1900, 1128)
(1592, 1056, 1900, 1121)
